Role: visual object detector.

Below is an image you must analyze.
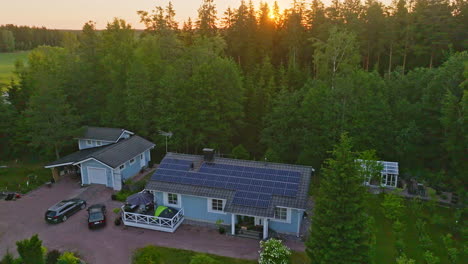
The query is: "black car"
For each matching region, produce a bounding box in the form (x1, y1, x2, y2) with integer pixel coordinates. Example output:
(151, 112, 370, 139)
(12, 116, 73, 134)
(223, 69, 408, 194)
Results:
(45, 198, 86, 224)
(87, 204, 106, 229)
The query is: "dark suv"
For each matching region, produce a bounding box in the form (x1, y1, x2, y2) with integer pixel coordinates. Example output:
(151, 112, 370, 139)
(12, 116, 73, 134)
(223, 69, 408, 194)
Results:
(45, 198, 86, 223)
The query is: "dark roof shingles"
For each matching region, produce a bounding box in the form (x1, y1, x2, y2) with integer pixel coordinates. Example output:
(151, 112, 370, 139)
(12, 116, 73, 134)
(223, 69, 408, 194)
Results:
(81, 127, 126, 141)
(46, 135, 155, 168)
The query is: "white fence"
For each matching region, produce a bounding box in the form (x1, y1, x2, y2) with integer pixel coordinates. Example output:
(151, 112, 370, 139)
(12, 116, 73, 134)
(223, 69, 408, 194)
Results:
(122, 207, 184, 233)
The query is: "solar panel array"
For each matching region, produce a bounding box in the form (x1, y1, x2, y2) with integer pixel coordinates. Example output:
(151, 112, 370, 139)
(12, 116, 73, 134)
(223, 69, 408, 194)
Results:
(151, 158, 302, 208)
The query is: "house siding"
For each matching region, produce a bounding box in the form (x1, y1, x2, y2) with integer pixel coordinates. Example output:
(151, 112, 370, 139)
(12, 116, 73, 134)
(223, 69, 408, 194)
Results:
(80, 159, 113, 188)
(269, 209, 302, 234)
(153, 192, 232, 224)
(78, 139, 112, 150)
(120, 151, 148, 180)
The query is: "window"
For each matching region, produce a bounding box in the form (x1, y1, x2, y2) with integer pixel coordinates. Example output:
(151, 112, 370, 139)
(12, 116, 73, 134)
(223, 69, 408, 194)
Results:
(207, 198, 225, 214)
(167, 193, 178, 205)
(119, 164, 125, 170)
(274, 207, 288, 221)
(129, 158, 135, 165)
(96, 141, 102, 146)
(212, 199, 223, 211)
(86, 140, 92, 146)
(140, 154, 144, 159)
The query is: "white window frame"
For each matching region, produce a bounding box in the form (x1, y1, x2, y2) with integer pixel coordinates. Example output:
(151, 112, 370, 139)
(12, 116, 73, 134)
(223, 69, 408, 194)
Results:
(129, 158, 135, 165)
(272, 206, 291, 223)
(164, 192, 181, 208)
(207, 198, 226, 214)
(96, 141, 102, 146)
(140, 153, 144, 159)
(86, 140, 92, 146)
(119, 164, 125, 171)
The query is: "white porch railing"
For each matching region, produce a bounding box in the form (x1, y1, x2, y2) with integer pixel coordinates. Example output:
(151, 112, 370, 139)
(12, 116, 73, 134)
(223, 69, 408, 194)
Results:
(122, 207, 184, 233)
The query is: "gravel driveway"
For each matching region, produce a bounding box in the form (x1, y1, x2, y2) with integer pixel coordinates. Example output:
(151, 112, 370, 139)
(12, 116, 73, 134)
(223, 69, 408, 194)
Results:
(0, 176, 304, 263)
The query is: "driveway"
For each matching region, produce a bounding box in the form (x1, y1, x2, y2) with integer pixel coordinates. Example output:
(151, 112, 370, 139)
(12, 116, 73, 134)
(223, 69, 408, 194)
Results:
(0, 176, 305, 263)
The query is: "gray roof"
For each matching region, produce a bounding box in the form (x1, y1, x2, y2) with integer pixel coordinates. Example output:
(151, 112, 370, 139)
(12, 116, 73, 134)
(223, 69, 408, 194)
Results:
(146, 153, 313, 218)
(46, 135, 155, 168)
(79, 126, 132, 141)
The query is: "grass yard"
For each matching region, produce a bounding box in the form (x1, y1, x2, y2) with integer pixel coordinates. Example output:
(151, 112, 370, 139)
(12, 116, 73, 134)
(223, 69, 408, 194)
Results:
(0, 51, 30, 89)
(132, 245, 257, 264)
(368, 194, 464, 263)
(0, 162, 50, 193)
(132, 245, 310, 264)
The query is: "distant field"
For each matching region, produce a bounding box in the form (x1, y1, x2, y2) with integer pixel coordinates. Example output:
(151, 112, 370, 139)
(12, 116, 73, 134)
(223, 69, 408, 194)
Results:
(0, 51, 30, 89)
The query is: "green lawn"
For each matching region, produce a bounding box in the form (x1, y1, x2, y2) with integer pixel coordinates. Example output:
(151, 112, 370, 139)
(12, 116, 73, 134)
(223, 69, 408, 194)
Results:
(0, 51, 30, 89)
(132, 245, 257, 264)
(368, 194, 463, 263)
(0, 162, 50, 193)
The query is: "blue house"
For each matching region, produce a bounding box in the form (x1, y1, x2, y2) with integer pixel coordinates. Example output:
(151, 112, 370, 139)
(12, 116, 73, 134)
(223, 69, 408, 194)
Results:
(122, 149, 313, 239)
(45, 127, 155, 190)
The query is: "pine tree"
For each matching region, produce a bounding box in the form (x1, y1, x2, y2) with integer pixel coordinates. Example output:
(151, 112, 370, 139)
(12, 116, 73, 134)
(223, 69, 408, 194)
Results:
(306, 134, 372, 264)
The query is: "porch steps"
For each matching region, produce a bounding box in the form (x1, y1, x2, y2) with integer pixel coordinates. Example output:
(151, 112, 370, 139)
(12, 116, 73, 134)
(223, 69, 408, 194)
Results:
(236, 229, 261, 240)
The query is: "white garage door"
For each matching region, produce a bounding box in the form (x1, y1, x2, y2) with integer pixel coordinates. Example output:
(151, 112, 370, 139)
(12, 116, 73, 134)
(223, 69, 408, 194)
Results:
(87, 167, 108, 185)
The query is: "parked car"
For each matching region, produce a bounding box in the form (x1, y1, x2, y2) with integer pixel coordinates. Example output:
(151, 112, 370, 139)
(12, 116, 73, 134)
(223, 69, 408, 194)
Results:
(45, 198, 86, 224)
(87, 204, 106, 229)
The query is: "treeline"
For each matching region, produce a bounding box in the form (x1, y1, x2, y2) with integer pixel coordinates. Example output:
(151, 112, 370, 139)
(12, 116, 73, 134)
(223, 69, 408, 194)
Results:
(0, 0, 466, 192)
(0, 24, 63, 52)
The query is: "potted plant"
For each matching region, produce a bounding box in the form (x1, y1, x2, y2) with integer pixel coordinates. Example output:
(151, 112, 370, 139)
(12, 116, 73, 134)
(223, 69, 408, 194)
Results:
(113, 208, 122, 226)
(216, 219, 225, 234)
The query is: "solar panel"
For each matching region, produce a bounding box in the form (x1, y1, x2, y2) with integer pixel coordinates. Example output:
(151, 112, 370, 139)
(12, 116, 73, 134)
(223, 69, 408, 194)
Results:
(152, 158, 304, 208)
(232, 191, 271, 208)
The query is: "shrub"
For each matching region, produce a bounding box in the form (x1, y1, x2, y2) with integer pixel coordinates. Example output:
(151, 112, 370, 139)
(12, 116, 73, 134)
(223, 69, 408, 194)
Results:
(45, 250, 61, 264)
(423, 250, 440, 264)
(396, 254, 416, 264)
(381, 191, 405, 222)
(231, 145, 250, 160)
(16, 234, 44, 264)
(113, 208, 121, 214)
(0, 250, 16, 264)
(56, 252, 80, 264)
(132, 246, 162, 264)
(189, 254, 219, 264)
(258, 239, 291, 264)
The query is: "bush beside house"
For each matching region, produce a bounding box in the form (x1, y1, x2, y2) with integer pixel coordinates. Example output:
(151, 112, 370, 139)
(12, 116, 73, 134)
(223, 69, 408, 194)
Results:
(1, 235, 83, 264)
(258, 239, 291, 264)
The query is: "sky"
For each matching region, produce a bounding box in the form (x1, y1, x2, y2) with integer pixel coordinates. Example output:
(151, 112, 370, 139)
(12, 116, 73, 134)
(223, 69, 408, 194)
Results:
(0, 0, 391, 30)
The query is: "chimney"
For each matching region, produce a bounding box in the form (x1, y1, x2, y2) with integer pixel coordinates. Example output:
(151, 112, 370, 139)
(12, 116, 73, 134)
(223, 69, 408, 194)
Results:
(203, 148, 215, 163)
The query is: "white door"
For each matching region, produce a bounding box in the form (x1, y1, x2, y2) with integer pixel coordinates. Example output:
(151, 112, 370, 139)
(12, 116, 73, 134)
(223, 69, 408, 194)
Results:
(87, 167, 107, 185)
(140, 153, 145, 168)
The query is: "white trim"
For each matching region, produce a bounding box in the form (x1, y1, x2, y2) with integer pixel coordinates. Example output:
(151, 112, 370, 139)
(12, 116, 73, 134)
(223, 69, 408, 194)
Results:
(96, 141, 102, 146)
(119, 164, 126, 171)
(272, 206, 291, 224)
(296, 210, 302, 237)
(163, 192, 182, 208)
(263, 218, 269, 239)
(207, 198, 226, 214)
(77, 138, 115, 143)
(116, 130, 134, 142)
(86, 140, 93, 146)
(44, 162, 74, 169)
(231, 214, 236, 235)
(79, 164, 84, 185)
(129, 158, 135, 165)
(73, 158, 113, 169)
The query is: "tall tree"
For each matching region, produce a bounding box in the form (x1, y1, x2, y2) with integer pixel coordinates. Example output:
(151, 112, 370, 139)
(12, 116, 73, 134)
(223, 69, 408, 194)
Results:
(306, 134, 372, 264)
(196, 0, 218, 36)
(99, 18, 135, 127)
